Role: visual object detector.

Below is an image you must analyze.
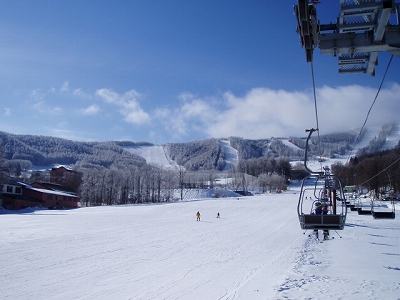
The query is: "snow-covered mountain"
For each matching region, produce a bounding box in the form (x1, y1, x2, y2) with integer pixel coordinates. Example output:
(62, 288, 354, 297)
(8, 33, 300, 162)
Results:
(122, 124, 400, 170)
(1, 124, 399, 171)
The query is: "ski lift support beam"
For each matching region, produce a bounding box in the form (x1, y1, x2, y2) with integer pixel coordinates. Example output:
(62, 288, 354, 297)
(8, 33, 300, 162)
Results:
(304, 128, 323, 176)
(294, 0, 400, 75)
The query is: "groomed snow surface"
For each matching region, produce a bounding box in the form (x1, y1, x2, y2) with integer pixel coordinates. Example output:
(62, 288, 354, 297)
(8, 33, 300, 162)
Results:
(2, 184, 400, 299)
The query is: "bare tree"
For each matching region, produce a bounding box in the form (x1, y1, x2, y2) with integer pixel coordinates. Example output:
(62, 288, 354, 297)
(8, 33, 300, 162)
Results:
(178, 166, 186, 201)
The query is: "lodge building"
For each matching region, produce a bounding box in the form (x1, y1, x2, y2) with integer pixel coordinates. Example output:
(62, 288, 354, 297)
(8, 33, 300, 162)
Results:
(1, 176, 79, 210)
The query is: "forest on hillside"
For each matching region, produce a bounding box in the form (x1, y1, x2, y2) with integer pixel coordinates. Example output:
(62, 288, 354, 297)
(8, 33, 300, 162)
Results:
(332, 147, 400, 196)
(0, 131, 146, 169)
(165, 139, 225, 171)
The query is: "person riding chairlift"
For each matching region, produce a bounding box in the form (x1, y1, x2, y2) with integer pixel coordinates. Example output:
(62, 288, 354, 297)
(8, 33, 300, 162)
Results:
(313, 202, 330, 240)
(314, 202, 323, 214)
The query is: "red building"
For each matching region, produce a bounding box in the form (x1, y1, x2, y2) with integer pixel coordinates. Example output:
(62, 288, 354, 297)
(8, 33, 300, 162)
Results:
(50, 166, 81, 185)
(1, 177, 79, 210)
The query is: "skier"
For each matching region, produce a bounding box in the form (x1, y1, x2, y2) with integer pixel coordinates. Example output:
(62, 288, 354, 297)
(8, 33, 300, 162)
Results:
(217, 212, 220, 218)
(196, 211, 201, 221)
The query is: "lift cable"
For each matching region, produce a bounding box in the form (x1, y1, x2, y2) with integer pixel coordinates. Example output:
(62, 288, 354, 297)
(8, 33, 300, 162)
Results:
(336, 54, 394, 178)
(358, 156, 400, 187)
(310, 60, 323, 172)
(348, 54, 394, 159)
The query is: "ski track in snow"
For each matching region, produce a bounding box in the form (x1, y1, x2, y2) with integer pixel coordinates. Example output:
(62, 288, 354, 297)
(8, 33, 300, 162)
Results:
(1, 185, 400, 299)
(276, 203, 400, 300)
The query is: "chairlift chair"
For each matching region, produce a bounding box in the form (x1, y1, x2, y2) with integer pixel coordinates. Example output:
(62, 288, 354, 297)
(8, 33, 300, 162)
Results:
(372, 177, 396, 219)
(298, 173, 347, 230)
(349, 196, 358, 211)
(297, 129, 347, 232)
(357, 196, 372, 215)
(372, 197, 396, 219)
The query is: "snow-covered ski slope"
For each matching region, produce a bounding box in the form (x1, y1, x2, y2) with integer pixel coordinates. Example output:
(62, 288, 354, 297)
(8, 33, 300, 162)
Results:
(124, 140, 240, 171)
(220, 139, 238, 171)
(2, 185, 400, 299)
(124, 145, 181, 170)
(382, 123, 400, 150)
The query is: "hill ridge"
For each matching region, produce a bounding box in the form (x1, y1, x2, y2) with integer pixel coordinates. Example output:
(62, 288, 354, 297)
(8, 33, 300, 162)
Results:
(1, 123, 399, 171)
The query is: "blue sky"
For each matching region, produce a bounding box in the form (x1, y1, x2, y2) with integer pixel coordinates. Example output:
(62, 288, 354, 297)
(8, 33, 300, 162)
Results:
(1, 1, 399, 144)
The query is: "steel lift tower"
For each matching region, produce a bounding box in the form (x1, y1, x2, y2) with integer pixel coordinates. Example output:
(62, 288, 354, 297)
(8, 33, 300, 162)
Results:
(294, 0, 400, 75)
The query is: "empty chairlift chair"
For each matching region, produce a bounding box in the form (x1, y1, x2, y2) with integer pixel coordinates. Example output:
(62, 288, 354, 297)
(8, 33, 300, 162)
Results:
(372, 197, 396, 219)
(357, 196, 372, 215)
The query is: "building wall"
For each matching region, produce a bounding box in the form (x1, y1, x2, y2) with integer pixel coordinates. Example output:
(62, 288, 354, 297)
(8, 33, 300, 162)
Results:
(1, 195, 44, 210)
(2, 186, 79, 210)
(50, 167, 76, 184)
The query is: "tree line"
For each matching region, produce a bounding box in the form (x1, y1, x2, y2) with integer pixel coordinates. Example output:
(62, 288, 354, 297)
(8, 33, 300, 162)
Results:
(331, 146, 400, 196)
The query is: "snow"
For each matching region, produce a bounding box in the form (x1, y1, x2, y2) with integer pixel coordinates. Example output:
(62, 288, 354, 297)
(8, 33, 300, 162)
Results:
(382, 123, 400, 151)
(281, 139, 302, 151)
(351, 124, 400, 151)
(219, 139, 238, 171)
(2, 185, 400, 299)
(123, 145, 181, 170)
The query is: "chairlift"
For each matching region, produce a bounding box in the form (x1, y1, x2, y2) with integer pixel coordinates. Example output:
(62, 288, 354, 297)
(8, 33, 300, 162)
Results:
(357, 196, 372, 215)
(297, 129, 347, 232)
(349, 197, 358, 211)
(343, 187, 358, 211)
(372, 173, 396, 219)
(372, 198, 395, 219)
(372, 196, 396, 219)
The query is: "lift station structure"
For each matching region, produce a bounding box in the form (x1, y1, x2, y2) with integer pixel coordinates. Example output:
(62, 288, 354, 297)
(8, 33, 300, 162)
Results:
(294, 0, 400, 75)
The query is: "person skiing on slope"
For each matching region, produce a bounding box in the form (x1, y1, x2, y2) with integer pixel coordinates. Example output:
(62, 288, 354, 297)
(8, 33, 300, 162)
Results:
(196, 211, 201, 221)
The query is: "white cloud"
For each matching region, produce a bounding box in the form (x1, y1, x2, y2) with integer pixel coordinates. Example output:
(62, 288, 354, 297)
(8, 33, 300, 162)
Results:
(73, 88, 92, 99)
(154, 94, 216, 138)
(60, 81, 70, 92)
(30, 89, 44, 101)
(57, 121, 69, 128)
(79, 104, 100, 116)
(33, 101, 62, 115)
(158, 83, 400, 140)
(96, 88, 151, 125)
(45, 128, 87, 141)
(46, 82, 92, 99)
(4, 108, 11, 116)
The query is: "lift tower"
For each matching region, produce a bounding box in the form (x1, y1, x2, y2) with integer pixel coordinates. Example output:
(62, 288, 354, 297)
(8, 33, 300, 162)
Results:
(294, 0, 400, 75)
